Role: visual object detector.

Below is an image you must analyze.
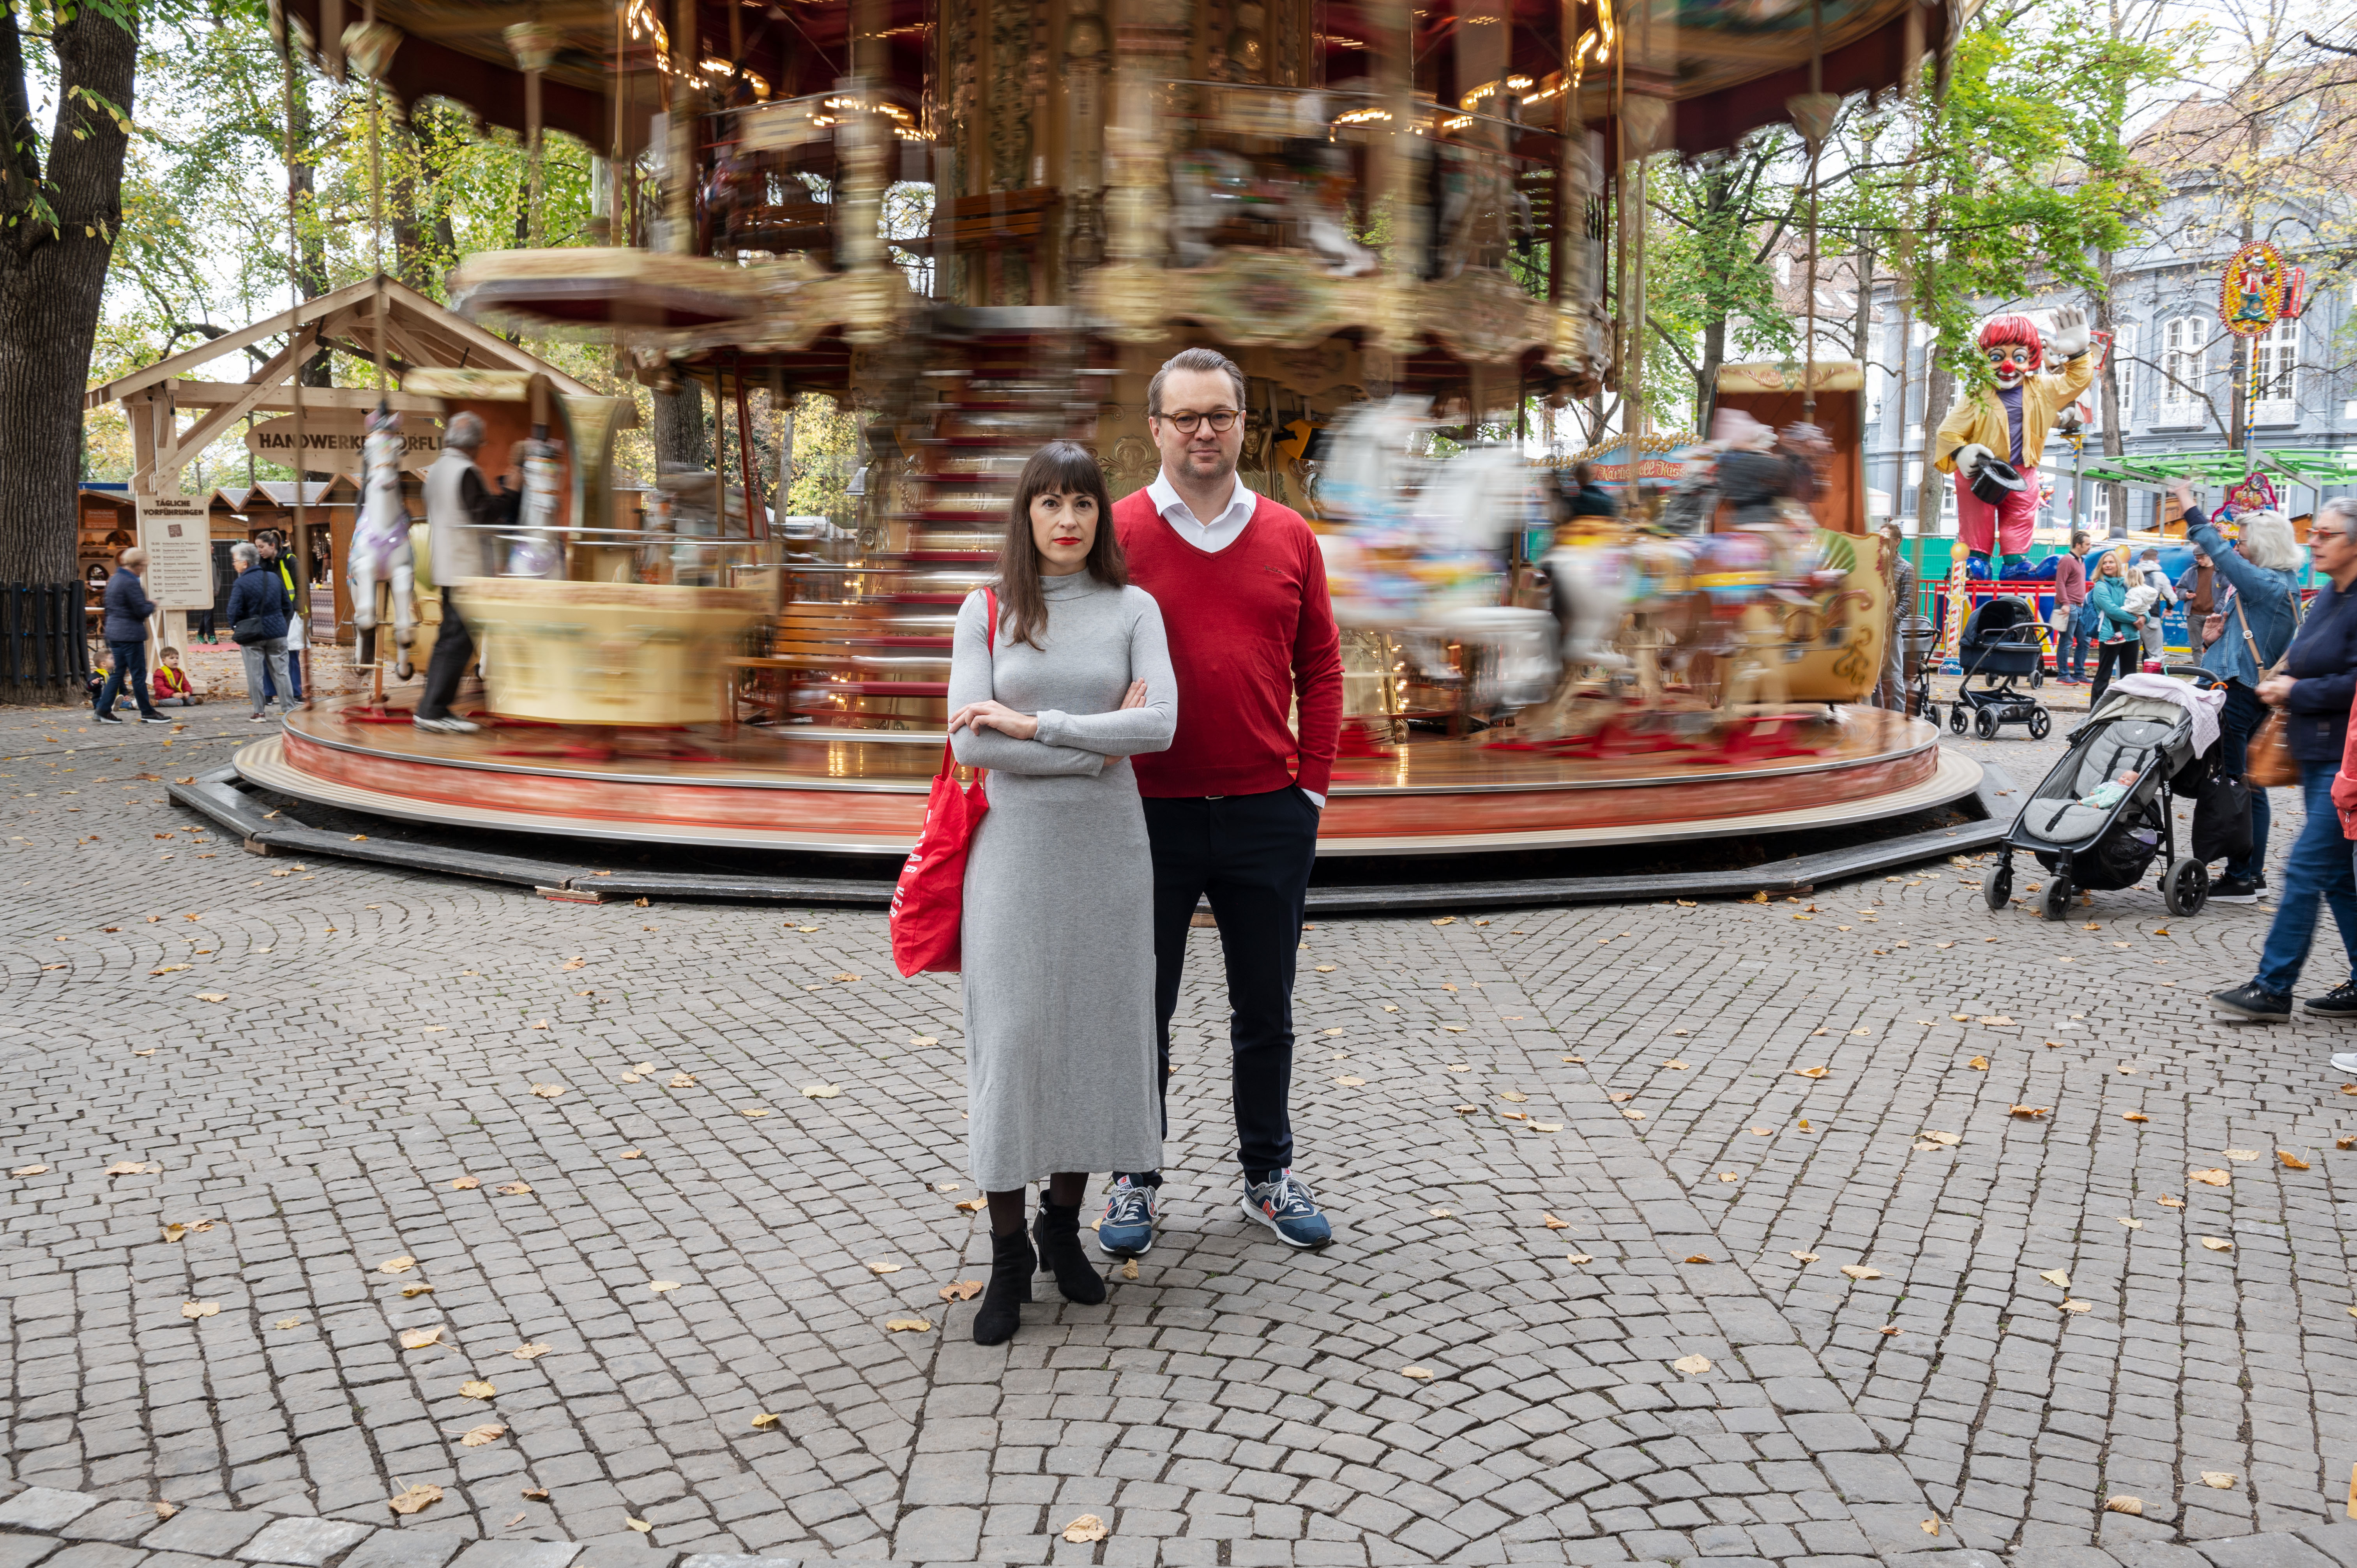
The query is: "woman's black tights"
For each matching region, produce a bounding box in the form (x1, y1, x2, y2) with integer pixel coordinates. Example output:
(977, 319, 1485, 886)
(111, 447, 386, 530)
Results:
(2091, 639, 2141, 706)
(988, 1173, 1087, 1235)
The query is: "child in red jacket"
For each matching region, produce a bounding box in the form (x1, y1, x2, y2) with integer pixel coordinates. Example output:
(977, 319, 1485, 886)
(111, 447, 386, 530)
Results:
(151, 648, 203, 708)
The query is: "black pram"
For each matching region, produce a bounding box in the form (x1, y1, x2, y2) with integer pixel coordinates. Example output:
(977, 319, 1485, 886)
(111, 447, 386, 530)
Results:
(1986, 687, 2211, 920)
(1947, 596, 2051, 740)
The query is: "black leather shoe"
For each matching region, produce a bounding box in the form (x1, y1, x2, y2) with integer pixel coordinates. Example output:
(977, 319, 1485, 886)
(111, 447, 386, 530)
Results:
(2304, 981, 2357, 1017)
(2209, 876, 2261, 904)
(1032, 1201, 1108, 1305)
(972, 1229, 1035, 1346)
(2212, 983, 2291, 1021)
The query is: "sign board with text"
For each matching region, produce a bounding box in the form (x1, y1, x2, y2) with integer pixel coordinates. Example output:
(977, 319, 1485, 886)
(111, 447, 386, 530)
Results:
(135, 493, 213, 609)
(244, 412, 442, 473)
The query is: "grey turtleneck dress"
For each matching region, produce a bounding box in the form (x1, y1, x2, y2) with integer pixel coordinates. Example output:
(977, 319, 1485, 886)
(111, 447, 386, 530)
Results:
(948, 572, 1177, 1190)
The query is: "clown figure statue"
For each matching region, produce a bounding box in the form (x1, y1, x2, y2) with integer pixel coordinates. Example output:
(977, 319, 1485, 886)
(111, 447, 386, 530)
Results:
(1933, 307, 2095, 574)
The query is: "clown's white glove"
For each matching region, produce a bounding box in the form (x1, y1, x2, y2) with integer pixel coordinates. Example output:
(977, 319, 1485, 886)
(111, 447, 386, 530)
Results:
(1953, 442, 1995, 475)
(2047, 305, 2090, 360)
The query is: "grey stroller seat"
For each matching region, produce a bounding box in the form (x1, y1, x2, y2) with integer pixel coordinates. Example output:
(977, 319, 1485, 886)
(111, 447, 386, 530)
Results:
(2020, 719, 2178, 843)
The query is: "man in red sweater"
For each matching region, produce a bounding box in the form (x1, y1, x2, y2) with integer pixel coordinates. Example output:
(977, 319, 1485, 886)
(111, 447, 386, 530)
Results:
(1097, 346, 1346, 1256)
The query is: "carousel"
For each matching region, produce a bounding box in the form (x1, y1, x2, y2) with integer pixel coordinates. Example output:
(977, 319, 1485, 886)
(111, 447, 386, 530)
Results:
(228, 0, 1983, 863)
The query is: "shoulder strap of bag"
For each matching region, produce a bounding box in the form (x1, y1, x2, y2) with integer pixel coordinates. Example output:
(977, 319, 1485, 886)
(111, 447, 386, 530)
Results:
(2234, 582, 2299, 677)
(937, 587, 998, 778)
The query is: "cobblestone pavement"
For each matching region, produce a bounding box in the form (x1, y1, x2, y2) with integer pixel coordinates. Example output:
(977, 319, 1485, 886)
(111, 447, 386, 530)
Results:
(10, 699, 2357, 1568)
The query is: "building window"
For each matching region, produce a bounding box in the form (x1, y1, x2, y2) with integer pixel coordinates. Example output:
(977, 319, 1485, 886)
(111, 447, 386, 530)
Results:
(2251, 317, 2299, 424)
(2157, 316, 2206, 426)
(2092, 484, 2110, 531)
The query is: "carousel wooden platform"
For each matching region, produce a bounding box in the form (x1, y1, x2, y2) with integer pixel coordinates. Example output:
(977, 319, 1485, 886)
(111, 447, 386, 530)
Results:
(234, 695, 1977, 857)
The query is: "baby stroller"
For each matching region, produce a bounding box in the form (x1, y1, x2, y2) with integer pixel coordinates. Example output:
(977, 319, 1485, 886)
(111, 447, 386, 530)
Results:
(1947, 596, 2051, 740)
(1985, 687, 2209, 920)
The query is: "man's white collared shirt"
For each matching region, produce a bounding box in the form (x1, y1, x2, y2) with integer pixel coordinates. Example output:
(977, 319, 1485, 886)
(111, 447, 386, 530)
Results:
(1145, 470, 1257, 553)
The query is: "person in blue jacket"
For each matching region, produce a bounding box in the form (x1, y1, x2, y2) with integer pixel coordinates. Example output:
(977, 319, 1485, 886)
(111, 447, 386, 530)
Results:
(93, 547, 168, 724)
(224, 540, 293, 722)
(2191, 487, 2357, 1023)
(2177, 481, 2305, 911)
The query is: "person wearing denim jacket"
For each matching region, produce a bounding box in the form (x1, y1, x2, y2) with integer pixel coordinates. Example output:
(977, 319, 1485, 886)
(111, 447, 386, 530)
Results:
(2180, 485, 2303, 906)
(2213, 495, 2357, 1024)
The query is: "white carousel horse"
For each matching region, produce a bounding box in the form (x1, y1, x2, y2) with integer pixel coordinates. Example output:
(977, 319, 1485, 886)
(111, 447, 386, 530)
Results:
(345, 407, 417, 679)
(505, 430, 565, 578)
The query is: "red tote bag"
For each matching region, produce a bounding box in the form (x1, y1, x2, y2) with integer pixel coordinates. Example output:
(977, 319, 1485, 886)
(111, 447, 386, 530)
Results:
(889, 589, 993, 976)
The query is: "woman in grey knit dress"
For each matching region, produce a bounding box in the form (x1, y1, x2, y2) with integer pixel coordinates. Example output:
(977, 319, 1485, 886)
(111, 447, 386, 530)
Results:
(947, 441, 1177, 1344)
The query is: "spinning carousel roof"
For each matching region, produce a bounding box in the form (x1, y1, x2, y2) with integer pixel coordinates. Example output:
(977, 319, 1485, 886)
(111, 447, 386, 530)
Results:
(272, 0, 1950, 164)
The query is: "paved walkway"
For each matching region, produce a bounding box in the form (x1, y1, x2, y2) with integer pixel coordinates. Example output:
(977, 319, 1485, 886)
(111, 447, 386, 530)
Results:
(10, 703, 2357, 1568)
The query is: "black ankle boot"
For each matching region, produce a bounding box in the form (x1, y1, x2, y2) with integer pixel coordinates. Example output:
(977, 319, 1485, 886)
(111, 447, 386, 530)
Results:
(1032, 1201, 1108, 1305)
(972, 1229, 1035, 1345)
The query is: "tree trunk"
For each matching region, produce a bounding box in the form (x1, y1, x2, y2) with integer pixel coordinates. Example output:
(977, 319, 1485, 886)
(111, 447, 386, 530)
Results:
(652, 380, 709, 471)
(1913, 352, 1951, 540)
(286, 61, 331, 385)
(1696, 314, 1726, 438)
(390, 116, 425, 290)
(1849, 245, 1876, 361)
(0, 2, 136, 596)
(2094, 248, 2126, 533)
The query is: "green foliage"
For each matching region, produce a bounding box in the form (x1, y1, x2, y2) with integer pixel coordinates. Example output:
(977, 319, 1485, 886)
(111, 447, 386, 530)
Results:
(1873, 9, 2173, 389)
(780, 396, 860, 522)
(1642, 133, 1801, 431)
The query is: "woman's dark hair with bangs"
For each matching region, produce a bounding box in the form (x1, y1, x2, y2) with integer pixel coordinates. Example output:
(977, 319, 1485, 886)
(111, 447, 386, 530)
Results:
(993, 440, 1124, 650)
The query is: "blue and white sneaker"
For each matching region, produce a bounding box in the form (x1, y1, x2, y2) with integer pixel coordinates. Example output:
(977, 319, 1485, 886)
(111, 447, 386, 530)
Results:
(1097, 1176, 1156, 1257)
(1241, 1169, 1332, 1248)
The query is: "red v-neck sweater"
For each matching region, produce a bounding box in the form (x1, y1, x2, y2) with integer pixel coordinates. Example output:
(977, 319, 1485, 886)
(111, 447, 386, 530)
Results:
(1113, 488, 1345, 798)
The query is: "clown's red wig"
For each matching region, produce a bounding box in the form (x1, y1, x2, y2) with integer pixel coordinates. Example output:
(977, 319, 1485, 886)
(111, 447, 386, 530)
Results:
(1976, 314, 2044, 370)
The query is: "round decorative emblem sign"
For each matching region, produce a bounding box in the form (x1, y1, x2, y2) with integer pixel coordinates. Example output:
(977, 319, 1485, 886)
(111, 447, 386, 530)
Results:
(2219, 240, 2304, 338)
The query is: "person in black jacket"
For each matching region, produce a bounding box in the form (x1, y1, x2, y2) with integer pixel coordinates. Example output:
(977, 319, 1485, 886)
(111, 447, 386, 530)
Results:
(224, 540, 293, 722)
(93, 548, 168, 724)
(2209, 495, 2357, 1021)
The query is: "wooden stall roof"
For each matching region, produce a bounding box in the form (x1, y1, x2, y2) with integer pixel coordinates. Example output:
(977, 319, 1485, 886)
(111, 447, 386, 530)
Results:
(86, 275, 595, 413)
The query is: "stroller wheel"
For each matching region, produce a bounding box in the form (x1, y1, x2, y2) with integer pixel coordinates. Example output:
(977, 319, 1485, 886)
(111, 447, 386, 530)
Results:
(2164, 856, 2209, 916)
(2031, 666, 2045, 689)
(1983, 863, 2014, 911)
(1949, 703, 1968, 734)
(1975, 707, 2000, 740)
(2027, 708, 2052, 740)
(2040, 879, 2074, 920)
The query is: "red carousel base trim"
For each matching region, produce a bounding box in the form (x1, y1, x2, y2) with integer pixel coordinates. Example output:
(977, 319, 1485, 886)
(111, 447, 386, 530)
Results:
(246, 697, 1967, 857)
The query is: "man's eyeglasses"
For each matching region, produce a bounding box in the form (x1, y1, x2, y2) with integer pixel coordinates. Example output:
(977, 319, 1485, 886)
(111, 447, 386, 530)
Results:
(1153, 408, 1242, 434)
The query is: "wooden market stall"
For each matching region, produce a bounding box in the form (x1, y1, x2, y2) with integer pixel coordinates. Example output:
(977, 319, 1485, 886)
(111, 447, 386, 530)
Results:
(83, 276, 599, 648)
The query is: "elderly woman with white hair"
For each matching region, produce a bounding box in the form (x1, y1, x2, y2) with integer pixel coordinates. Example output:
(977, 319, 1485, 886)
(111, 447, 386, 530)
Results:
(2184, 485, 2357, 1023)
(2175, 490, 2303, 919)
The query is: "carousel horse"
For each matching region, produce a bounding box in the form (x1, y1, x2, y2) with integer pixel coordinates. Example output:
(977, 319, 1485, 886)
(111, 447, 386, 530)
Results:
(505, 427, 565, 578)
(1170, 147, 1256, 269)
(1290, 142, 1378, 277)
(346, 406, 417, 679)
